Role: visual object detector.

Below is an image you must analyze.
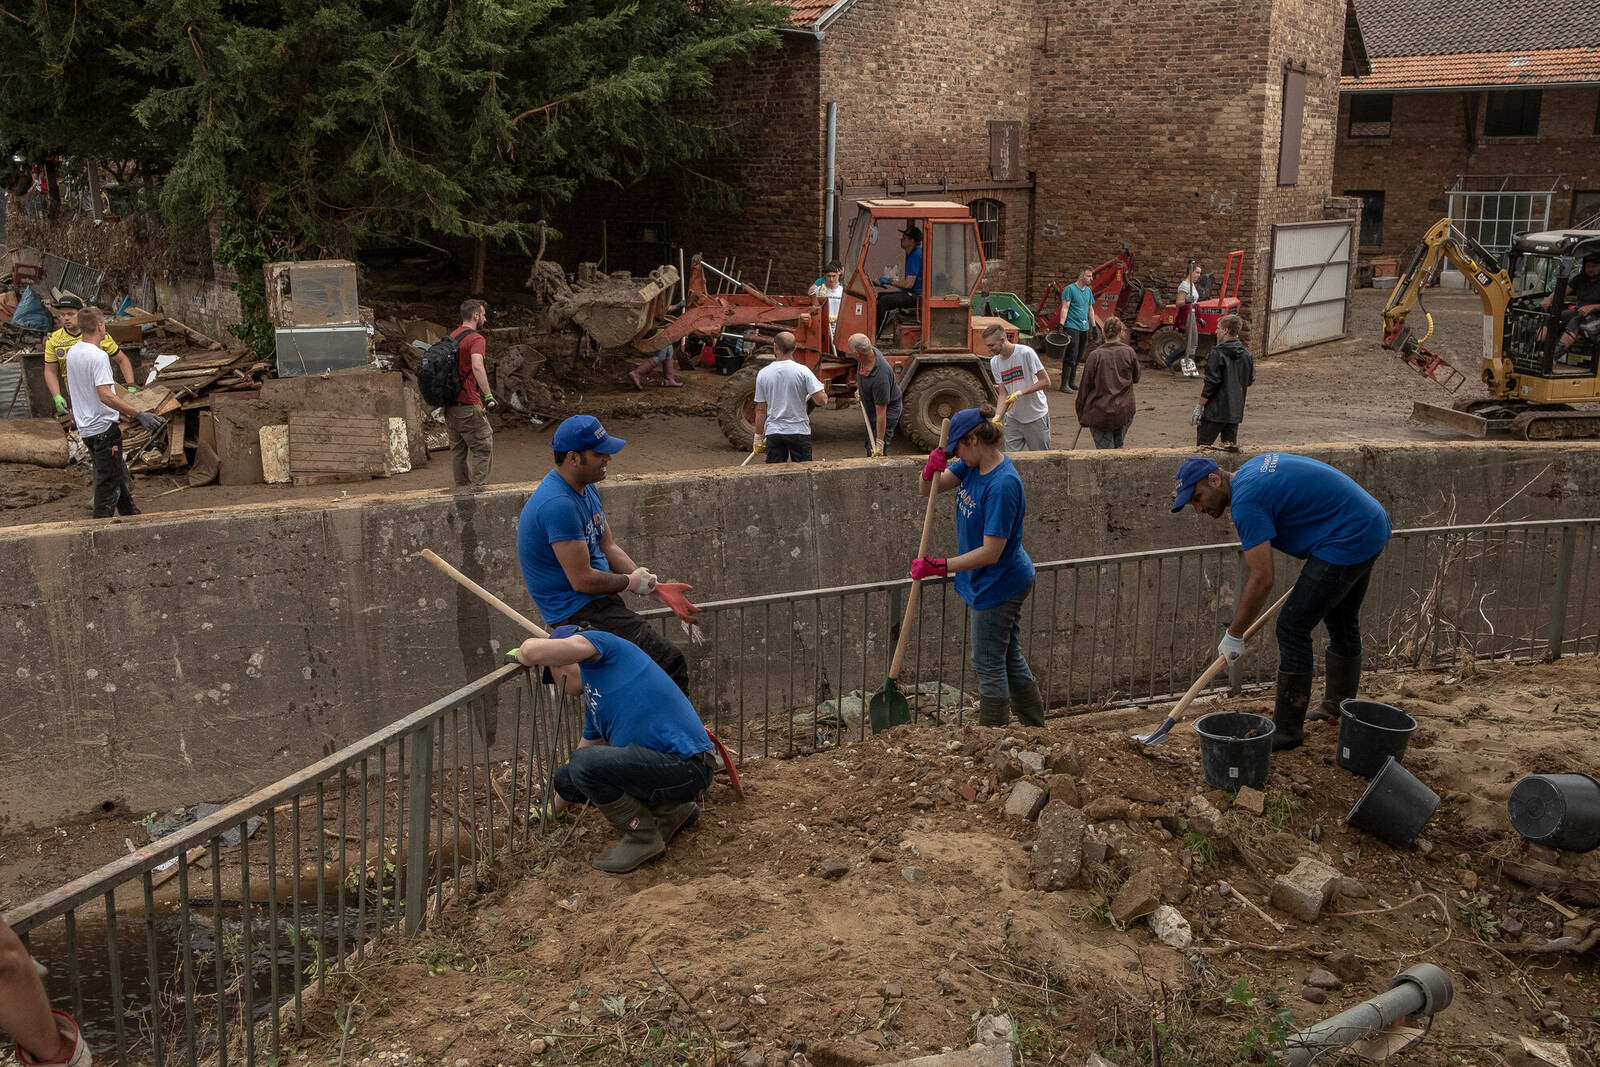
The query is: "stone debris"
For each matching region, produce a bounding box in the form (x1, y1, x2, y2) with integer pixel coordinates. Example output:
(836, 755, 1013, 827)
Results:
(975, 1014, 1014, 1047)
(820, 859, 849, 880)
(1271, 856, 1344, 922)
(1111, 867, 1163, 925)
(1004, 780, 1049, 821)
(1185, 794, 1226, 838)
(1299, 986, 1329, 1005)
(1234, 785, 1267, 816)
(1083, 796, 1131, 821)
(1306, 968, 1342, 990)
(1148, 904, 1193, 948)
(1029, 801, 1087, 891)
(902, 867, 925, 884)
(1324, 949, 1367, 982)
(1047, 743, 1082, 777)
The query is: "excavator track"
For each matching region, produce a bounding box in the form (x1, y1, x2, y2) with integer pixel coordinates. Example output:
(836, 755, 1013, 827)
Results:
(1510, 409, 1600, 440)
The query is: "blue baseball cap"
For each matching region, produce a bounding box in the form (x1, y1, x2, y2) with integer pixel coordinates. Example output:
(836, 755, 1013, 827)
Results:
(540, 623, 583, 684)
(946, 408, 985, 446)
(1171, 457, 1219, 512)
(552, 415, 626, 454)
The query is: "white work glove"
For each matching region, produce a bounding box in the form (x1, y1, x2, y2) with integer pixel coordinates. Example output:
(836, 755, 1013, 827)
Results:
(1217, 631, 1246, 664)
(751, 435, 765, 454)
(869, 441, 884, 458)
(1190, 403, 1205, 427)
(626, 567, 658, 595)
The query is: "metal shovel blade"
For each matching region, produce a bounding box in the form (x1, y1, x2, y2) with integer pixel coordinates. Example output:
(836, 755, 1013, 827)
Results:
(1131, 715, 1176, 747)
(868, 679, 911, 734)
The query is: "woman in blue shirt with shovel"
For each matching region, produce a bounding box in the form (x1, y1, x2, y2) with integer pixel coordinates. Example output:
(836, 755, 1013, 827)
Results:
(910, 406, 1043, 728)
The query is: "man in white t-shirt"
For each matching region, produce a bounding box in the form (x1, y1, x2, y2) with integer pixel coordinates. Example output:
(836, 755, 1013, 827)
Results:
(752, 331, 827, 463)
(983, 323, 1052, 451)
(65, 307, 164, 518)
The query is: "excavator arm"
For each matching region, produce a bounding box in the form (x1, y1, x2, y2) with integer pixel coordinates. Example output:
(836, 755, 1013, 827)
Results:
(1381, 218, 1512, 393)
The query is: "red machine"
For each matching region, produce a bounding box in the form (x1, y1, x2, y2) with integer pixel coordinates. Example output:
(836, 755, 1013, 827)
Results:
(1128, 250, 1244, 366)
(1033, 247, 1137, 341)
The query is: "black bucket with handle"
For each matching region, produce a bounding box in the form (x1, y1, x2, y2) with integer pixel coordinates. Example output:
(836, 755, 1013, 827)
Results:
(1194, 712, 1274, 790)
(1345, 756, 1440, 848)
(1336, 699, 1418, 778)
(1508, 774, 1600, 852)
(1043, 331, 1071, 363)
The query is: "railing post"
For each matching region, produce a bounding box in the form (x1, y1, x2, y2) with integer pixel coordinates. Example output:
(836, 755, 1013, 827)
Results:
(1229, 551, 1247, 695)
(404, 722, 434, 936)
(1547, 524, 1577, 660)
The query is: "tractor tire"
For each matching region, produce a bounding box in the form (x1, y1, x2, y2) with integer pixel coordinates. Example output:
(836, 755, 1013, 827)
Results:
(902, 367, 990, 451)
(716, 365, 762, 450)
(1148, 327, 1185, 369)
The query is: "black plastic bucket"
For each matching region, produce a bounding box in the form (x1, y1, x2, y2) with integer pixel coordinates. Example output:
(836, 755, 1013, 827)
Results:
(1336, 699, 1418, 778)
(1345, 756, 1440, 848)
(1043, 330, 1071, 362)
(1508, 774, 1600, 852)
(1194, 712, 1275, 791)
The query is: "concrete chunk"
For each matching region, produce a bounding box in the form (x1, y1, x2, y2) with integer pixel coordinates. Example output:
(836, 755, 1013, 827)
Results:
(1111, 867, 1163, 925)
(1029, 801, 1086, 891)
(1234, 786, 1267, 816)
(1271, 857, 1343, 922)
(1005, 780, 1049, 821)
(1149, 905, 1193, 948)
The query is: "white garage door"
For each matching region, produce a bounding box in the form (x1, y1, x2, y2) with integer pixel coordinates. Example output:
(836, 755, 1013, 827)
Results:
(1267, 220, 1353, 354)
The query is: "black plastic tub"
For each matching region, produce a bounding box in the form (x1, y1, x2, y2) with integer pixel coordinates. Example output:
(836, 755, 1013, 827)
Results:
(1508, 774, 1600, 853)
(1336, 699, 1418, 778)
(1345, 756, 1440, 848)
(1194, 711, 1274, 791)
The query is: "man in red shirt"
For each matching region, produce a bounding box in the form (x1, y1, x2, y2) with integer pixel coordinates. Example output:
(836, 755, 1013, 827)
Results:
(446, 299, 497, 488)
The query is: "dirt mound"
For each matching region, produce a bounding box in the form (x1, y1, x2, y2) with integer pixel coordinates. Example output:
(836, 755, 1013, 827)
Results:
(258, 658, 1600, 1067)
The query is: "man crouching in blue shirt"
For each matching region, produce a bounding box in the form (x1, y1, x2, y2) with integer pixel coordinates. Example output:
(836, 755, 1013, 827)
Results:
(1172, 453, 1392, 752)
(511, 625, 715, 873)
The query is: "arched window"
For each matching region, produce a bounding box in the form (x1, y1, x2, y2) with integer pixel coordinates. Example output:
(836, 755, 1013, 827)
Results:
(971, 198, 1002, 261)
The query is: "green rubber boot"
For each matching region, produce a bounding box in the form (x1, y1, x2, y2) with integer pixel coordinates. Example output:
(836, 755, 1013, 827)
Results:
(1271, 671, 1315, 752)
(650, 800, 701, 845)
(1009, 682, 1046, 728)
(977, 695, 1011, 727)
(592, 796, 666, 873)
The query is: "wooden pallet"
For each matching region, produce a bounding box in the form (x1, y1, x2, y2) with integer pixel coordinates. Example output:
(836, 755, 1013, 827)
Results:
(287, 411, 390, 485)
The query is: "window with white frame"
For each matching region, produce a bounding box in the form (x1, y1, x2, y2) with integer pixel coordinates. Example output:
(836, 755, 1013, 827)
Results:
(1448, 175, 1560, 256)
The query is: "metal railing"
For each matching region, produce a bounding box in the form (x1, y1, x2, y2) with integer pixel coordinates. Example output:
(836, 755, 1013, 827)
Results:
(6, 518, 1597, 1067)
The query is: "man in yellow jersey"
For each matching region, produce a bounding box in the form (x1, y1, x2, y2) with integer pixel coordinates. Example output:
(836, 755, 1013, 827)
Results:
(43, 295, 138, 414)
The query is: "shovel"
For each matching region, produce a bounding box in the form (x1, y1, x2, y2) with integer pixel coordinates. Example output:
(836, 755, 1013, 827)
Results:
(1131, 587, 1294, 746)
(869, 417, 951, 733)
(859, 393, 878, 454)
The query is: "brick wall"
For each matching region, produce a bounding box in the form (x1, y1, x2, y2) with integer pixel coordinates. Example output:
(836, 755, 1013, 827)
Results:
(1333, 87, 1600, 258)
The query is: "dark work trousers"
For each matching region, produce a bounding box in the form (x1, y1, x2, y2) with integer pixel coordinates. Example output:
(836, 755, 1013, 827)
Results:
(764, 433, 814, 463)
(876, 289, 918, 337)
(84, 424, 140, 518)
(554, 745, 715, 806)
(1196, 419, 1239, 446)
(1062, 328, 1089, 377)
(1275, 553, 1381, 674)
(560, 593, 691, 696)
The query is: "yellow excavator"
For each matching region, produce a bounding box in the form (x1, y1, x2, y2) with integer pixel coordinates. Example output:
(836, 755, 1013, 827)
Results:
(1383, 218, 1600, 438)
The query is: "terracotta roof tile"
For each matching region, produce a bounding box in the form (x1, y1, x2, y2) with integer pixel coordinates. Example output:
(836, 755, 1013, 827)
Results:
(1341, 47, 1600, 89)
(781, 0, 844, 31)
(1353, 0, 1600, 57)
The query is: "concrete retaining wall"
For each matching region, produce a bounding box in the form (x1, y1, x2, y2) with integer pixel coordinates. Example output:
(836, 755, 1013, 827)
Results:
(2, 442, 1597, 826)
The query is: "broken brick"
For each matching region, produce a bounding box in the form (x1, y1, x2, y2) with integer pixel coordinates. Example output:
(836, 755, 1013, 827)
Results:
(1271, 857, 1343, 922)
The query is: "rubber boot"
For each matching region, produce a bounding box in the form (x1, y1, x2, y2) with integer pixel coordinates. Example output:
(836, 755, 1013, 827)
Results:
(628, 360, 651, 390)
(1270, 671, 1315, 752)
(591, 796, 666, 873)
(1307, 650, 1361, 722)
(1009, 682, 1046, 728)
(650, 800, 700, 844)
(662, 356, 683, 387)
(976, 695, 1011, 727)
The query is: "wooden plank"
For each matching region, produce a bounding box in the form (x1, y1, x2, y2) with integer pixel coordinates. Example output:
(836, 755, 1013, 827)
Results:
(196, 409, 216, 451)
(288, 412, 388, 476)
(291, 472, 370, 486)
(167, 417, 188, 466)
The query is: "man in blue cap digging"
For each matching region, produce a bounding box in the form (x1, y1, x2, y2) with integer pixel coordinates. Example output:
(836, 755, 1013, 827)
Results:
(518, 415, 700, 694)
(1171, 453, 1392, 751)
(509, 625, 715, 872)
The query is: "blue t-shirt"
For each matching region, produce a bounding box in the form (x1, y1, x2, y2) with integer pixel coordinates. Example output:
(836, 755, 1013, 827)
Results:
(1229, 453, 1392, 564)
(947, 456, 1035, 609)
(578, 632, 711, 759)
(1063, 283, 1094, 331)
(517, 469, 610, 623)
(905, 245, 924, 296)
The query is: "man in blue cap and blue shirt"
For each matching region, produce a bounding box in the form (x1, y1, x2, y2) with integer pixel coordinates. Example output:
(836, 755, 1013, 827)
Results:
(509, 624, 715, 872)
(517, 415, 700, 695)
(1172, 453, 1392, 751)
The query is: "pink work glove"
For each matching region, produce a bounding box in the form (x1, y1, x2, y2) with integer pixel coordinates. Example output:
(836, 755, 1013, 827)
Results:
(921, 447, 948, 481)
(650, 582, 701, 624)
(909, 556, 947, 580)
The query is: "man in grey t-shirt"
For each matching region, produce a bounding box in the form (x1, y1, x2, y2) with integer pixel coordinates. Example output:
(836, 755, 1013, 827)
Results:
(847, 332, 903, 456)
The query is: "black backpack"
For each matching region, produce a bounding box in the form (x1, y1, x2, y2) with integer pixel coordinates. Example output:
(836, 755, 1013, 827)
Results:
(416, 329, 474, 407)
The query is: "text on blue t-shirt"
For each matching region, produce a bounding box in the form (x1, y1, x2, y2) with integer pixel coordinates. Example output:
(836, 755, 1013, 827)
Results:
(1228, 453, 1392, 564)
(517, 469, 610, 623)
(578, 632, 711, 759)
(947, 456, 1035, 609)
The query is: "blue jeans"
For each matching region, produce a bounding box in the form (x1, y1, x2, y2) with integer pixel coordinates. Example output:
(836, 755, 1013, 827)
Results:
(553, 743, 714, 807)
(1276, 553, 1380, 674)
(969, 584, 1036, 699)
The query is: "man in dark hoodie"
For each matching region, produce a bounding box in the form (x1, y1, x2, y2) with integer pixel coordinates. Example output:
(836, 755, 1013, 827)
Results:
(1074, 317, 1141, 448)
(1192, 314, 1254, 451)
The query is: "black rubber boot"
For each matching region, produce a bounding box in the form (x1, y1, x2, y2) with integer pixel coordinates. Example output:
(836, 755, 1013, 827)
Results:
(1061, 361, 1077, 393)
(1009, 682, 1046, 727)
(1271, 671, 1315, 751)
(1307, 650, 1361, 722)
(976, 695, 1011, 727)
(592, 796, 666, 873)
(650, 800, 701, 844)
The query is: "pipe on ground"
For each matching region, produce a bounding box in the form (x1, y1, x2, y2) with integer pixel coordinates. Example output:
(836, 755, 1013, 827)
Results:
(1279, 964, 1453, 1067)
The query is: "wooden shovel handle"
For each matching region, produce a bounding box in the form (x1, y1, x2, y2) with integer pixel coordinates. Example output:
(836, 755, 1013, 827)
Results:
(887, 417, 951, 681)
(859, 391, 877, 450)
(1168, 586, 1294, 723)
(421, 548, 549, 638)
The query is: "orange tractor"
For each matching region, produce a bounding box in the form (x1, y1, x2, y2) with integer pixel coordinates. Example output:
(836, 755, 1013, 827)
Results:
(642, 199, 1012, 451)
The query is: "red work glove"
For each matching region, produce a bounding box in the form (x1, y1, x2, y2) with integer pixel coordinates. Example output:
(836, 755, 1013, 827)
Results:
(909, 556, 947, 580)
(921, 447, 948, 481)
(650, 582, 701, 624)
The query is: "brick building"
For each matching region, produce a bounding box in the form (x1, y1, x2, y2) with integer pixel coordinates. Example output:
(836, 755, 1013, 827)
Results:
(546, 0, 1363, 349)
(1334, 0, 1600, 262)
